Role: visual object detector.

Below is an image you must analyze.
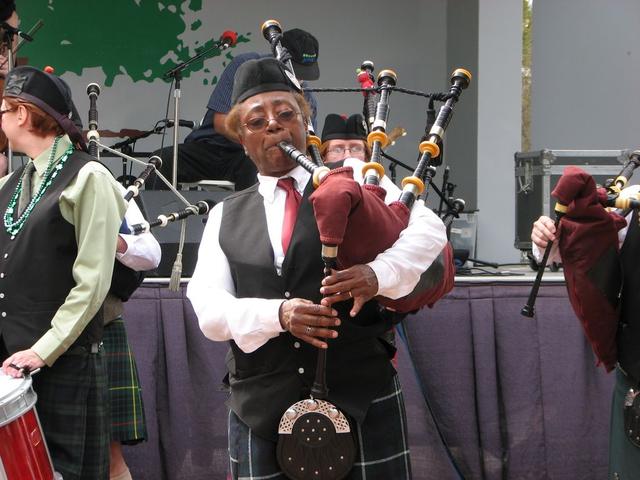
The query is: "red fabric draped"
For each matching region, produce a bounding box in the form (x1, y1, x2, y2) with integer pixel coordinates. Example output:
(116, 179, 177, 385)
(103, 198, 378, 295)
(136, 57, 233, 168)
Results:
(553, 166, 626, 371)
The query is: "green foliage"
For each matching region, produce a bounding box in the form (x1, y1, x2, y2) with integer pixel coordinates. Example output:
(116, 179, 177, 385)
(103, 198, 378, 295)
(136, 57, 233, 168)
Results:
(17, 1, 249, 86)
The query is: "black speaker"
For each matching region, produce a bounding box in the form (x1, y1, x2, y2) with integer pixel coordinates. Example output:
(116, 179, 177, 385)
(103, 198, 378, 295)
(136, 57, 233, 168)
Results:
(139, 190, 232, 277)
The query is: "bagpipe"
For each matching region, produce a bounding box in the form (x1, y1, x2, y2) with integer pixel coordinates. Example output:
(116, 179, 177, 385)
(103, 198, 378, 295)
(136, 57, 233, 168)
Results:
(522, 151, 640, 372)
(263, 18, 471, 480)
(278, 64, 471, 313)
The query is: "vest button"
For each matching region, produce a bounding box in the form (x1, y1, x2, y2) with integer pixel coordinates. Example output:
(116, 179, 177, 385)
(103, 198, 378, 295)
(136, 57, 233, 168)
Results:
(298, 367, 305, 374)
(0, 273, 5, 278)
(2, 253, 7, 259)
(1, 312, 6, 317)
(0, 293, 4, 299)
(10, 236, 14, 240)
(284, 291, 291, 298)
(294, 341, 300, 349)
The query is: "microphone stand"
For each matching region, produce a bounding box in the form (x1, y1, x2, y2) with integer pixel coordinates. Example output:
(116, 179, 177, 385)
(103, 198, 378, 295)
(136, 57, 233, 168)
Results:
(162, 41, 230, 189)
(110, 127, 160, 187)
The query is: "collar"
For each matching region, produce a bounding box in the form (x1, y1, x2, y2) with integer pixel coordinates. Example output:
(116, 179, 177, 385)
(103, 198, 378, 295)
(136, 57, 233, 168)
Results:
(258, 165, 311, 202)
(31, 134, 72, 176)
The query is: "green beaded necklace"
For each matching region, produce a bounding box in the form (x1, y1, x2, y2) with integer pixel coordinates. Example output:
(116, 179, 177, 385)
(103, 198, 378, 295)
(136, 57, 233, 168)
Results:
(3, 135, 74, 236)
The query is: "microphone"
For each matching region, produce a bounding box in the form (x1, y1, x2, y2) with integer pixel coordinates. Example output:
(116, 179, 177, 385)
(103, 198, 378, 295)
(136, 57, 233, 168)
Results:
(130, 199, 215, 235)
(1, 22, 32, 42)
(86, 83, 101, 98)
(219, 30, 238, 49)
(165, 119, 200, 129)
(123, 156, 163, 202)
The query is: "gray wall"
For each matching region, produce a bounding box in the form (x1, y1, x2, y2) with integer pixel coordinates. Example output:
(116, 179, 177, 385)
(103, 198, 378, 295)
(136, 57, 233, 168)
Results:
(19, 0, 530, 264)
(531, 0, 640, 150)
(476, 0, 523, 264)
(54, 0, 450, 187)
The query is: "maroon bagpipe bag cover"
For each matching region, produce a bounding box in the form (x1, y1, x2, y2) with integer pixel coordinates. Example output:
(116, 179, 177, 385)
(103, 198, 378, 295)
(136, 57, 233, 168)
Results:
(308, 167, 455, 313)
(553, 166, 626, 371)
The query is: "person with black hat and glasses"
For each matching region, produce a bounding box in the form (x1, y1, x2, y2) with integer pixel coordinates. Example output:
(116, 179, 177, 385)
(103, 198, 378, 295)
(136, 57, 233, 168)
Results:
(321, 113, 369, 164)
(187, 57, 447, 479)
(152, 28, 320, 191)
(320, 112, 402, 194)
(0, 66, 127, 480)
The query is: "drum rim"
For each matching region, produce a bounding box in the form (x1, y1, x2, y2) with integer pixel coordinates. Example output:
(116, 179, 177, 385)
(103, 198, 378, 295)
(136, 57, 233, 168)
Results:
(0, 374, 37, 427)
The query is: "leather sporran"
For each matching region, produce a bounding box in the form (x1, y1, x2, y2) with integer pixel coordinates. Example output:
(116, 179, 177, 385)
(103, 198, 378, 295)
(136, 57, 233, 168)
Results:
(276, 398, 356, 479)
(624, 387, 640, 448)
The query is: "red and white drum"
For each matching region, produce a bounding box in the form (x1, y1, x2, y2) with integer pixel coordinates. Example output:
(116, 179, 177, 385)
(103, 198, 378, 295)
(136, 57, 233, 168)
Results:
(0, 371, 58, 480)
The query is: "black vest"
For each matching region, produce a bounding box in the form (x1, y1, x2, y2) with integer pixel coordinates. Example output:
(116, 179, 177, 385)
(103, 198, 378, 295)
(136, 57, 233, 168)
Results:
(619, 210, 640, 384)
(0, 151, 103, 355)
(219, 180, 396, 440)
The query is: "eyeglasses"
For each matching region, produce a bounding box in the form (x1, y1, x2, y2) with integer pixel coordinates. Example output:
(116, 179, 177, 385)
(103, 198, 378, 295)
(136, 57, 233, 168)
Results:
(326, 145, 366, 156)
(0, 107, 16, 116)
(242, 109, 301, 133)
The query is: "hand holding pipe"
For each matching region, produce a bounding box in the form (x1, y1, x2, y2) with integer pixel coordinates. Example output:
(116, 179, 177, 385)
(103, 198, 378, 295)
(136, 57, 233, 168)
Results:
(521, 202, 568, 317)
(129, 199, 214, 235)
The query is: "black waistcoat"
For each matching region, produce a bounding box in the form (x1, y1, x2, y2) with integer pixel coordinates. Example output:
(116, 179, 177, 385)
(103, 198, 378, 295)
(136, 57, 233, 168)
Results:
(0, 151, 103, 355)
(619, 210, 640, 384)
(219, 180, 396, 441)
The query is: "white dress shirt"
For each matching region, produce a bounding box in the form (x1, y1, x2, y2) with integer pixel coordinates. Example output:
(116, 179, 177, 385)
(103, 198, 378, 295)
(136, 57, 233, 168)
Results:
(187, 160, 447, 353)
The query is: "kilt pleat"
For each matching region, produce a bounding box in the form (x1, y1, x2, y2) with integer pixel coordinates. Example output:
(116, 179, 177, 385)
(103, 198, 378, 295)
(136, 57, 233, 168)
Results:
(103, 317, 147, 444)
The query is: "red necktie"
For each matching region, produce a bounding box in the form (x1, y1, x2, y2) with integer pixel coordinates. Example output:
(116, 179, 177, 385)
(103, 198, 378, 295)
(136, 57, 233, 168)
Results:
(277, 177, 302, 253)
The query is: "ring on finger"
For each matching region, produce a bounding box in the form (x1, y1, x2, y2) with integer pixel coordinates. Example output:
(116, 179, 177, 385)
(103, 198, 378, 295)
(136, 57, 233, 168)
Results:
(305, 325, 314, 335)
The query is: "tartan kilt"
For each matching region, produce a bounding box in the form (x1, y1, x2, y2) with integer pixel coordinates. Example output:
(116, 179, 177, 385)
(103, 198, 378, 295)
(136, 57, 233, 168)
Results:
(609, 368, 640, 478)
(32, 349, 110, 480)
(103, 317, 147, 444)
(228, 374, 412, 480)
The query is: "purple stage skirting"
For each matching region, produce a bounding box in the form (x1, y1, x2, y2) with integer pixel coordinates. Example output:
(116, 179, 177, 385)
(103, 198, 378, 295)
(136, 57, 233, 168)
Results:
(122, 281, 614, 480)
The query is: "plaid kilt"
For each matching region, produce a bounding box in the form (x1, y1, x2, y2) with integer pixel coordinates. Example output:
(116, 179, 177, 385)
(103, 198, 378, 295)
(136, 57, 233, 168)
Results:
(31, 348, 110, 480)
(609, 368, 640, 479)
(228, 375, 412, 480)
(103, 317, 147, 444)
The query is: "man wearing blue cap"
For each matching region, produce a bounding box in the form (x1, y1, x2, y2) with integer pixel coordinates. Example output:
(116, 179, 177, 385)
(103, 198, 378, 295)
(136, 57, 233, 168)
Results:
(151, 28, 319, 191)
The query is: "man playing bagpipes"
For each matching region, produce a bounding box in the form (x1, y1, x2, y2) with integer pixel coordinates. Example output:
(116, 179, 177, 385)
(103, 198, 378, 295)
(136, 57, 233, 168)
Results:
(187, 57, 448, 479)
(531, 163, 640, 479)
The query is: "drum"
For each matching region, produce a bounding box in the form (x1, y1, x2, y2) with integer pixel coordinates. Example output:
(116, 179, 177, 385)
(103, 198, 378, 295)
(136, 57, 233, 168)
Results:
(0, 372, 57, 480)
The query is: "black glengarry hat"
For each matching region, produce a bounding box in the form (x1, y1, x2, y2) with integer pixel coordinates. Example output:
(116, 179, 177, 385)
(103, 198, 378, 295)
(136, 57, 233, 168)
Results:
(281, 28, 319, 81)
(4, 66, 86, 150)
(231, 57, 301, 105)
(321, 113, 367, 142)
